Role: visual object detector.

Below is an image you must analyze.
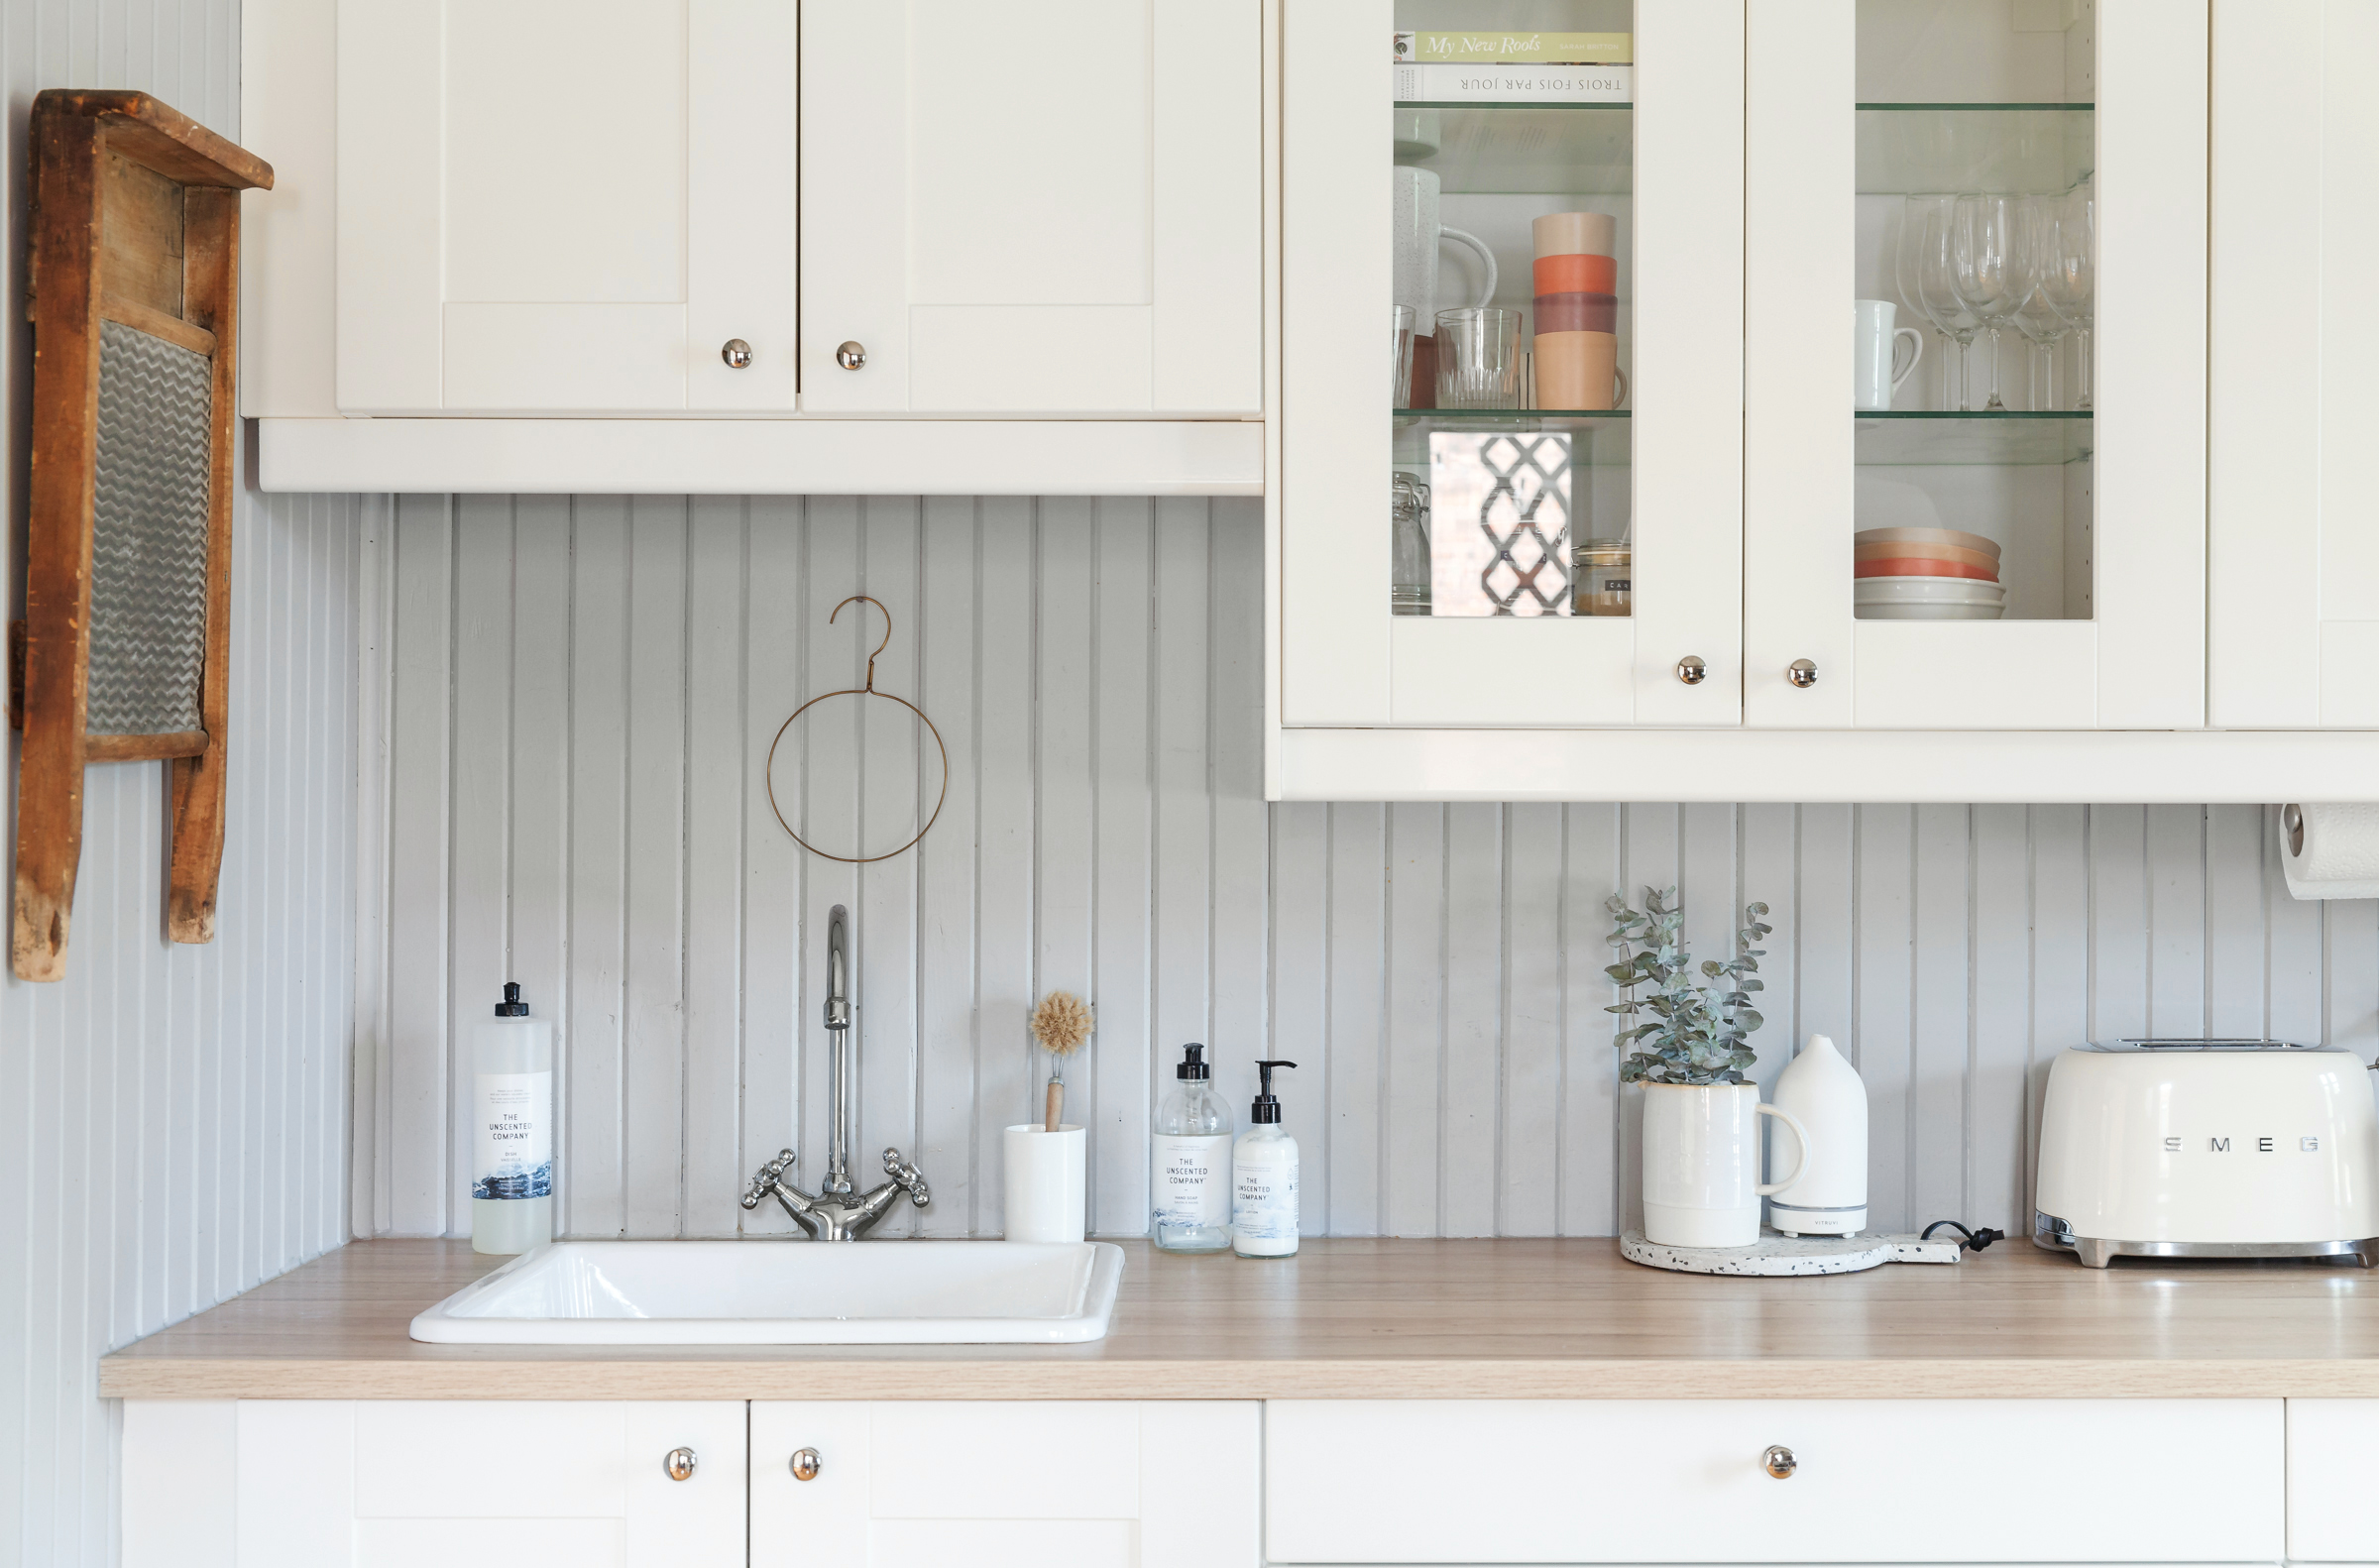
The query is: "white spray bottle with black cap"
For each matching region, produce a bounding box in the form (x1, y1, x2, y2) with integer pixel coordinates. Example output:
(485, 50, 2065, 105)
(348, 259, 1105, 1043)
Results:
(471, 980, 556, 1254)
(1231, 1060, 1300, 1258)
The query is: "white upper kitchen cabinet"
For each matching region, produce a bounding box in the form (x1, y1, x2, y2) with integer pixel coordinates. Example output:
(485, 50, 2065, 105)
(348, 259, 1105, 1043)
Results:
(2209, 0, 2379, 728)
(238, 0, 1269, 491)
(1281, 0, 1746, 729)
(1744, 0, 2206, 730)
(336, 0, 798, 414)
(801, 1, 1264, 417)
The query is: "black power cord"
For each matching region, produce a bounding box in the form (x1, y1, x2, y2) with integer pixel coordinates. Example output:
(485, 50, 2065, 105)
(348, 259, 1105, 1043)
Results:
(1921, 1219, 2006, 1253)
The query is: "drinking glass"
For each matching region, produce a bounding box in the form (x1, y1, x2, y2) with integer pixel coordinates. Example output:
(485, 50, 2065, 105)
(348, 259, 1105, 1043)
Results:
(1905, 195, 1982, 410)
(2007, 195, 2071, 409)
(1392, 304, 1416, 406)
(1949, 193, 2020, 410)
(1434, 307, 1526, 409)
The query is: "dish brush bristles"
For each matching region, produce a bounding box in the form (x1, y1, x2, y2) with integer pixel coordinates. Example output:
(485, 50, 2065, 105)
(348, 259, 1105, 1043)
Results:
(1030, 990, 1094, 1058)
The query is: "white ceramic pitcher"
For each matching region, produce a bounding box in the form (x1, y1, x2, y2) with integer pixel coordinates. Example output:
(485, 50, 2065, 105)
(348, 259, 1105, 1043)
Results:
(1393, 167, 1497, 339)
(1641, 1081, 1812, 1248)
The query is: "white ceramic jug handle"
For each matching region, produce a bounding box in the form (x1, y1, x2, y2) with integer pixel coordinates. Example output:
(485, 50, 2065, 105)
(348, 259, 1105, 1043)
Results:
(1438, 226, 1500, 309)
(1755, 1101, 1813, 1196)
(1890, 326, 1924, 393)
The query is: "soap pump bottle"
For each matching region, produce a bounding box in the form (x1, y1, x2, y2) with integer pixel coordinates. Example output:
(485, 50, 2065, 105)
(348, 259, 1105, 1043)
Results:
(1231, 1060, 1300, 1259)
(471, 981, 556, 1255)
(1153, 1043, 1234, 1254)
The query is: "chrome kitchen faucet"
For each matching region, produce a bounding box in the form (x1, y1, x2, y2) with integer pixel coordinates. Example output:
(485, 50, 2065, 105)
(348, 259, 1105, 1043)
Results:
(739, 904, 930, 1240)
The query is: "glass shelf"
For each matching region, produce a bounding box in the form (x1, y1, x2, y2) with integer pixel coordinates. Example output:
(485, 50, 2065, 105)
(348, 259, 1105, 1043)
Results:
(1394, 103, 1633, 195)
(1855, 410, 2092, 466)
(1857, 104, 2092, 195)
(1393, 409, 1633, 474)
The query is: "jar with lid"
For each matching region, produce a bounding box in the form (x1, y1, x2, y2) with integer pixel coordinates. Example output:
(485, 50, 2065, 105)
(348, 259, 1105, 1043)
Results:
(1573, 539, 1632, 616)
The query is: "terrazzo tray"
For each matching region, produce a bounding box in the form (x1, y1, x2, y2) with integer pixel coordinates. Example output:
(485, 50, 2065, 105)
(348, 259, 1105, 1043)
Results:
(1620, 1229, 1966, 1276)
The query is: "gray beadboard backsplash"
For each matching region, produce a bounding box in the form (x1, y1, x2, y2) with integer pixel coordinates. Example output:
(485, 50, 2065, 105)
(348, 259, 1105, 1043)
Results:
(355, 494, 2371, 1243)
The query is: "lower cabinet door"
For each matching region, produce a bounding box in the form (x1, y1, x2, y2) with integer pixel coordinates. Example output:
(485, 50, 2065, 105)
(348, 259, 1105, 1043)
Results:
(2286, 1399, 2379, 1559)
(229, 1400, 745, 1567)
(750, 1400, 1259, 1568)
(1266, 1400, 2284, 1563)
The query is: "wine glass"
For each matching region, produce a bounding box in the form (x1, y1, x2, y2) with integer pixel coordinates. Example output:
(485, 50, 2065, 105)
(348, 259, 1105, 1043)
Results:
(2043, 180, 2096, 410)
(2007, 195, 2071, 409)
(1904, 194, 1982, 410)
(1949, 193, 2021, 411)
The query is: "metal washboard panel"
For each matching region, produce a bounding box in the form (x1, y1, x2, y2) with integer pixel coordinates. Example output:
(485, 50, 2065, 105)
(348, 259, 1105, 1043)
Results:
(86, 317, 212, 736)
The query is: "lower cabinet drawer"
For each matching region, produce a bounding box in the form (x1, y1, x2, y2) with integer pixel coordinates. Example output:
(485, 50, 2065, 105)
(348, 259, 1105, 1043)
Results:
(2286, 1400, 2379, 1559)
(1264, 1399, 2283, 1563)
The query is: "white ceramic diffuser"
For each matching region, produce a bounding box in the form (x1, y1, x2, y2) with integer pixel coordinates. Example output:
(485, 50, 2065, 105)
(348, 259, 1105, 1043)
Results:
(1767, 1033, 1868, 1236)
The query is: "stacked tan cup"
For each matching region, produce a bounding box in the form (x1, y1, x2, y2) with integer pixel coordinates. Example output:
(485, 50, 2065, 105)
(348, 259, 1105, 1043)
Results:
(1854, 526, 2004, 619)
(1531, 212, 1621, 410)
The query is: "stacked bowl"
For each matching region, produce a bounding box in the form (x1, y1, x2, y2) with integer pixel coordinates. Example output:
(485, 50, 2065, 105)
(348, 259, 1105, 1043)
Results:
(1854, 526, 2003, 620)
(1531, 212, 1620, 410)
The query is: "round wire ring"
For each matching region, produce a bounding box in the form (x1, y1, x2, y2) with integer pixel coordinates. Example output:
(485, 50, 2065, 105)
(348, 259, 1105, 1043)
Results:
(763, 597, 951, 865)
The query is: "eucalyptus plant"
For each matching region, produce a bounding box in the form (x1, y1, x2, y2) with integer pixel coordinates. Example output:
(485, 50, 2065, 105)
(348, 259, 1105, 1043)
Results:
(1604, 887, 1771, 1085)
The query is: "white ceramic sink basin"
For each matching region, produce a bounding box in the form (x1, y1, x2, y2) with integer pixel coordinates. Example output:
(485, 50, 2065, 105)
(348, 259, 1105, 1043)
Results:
(409, 1239, 1125, 1345)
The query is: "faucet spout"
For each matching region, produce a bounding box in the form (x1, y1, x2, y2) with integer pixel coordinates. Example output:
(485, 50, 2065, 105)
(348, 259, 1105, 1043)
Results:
(742, 907, 930, 1240)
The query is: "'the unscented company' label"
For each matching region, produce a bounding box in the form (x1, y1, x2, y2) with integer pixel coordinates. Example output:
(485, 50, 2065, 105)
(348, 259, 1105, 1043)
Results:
(474, 1070, 552, 1200)
(1152, 1134, 1231, 1227)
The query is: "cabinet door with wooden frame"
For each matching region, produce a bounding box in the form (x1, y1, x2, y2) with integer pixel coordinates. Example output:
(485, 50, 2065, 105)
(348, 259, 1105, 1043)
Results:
(19, 91, 271, 981)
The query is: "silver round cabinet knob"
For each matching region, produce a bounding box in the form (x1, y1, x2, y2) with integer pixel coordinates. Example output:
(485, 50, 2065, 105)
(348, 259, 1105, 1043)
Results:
(664, 1446, 698, 1482)
(1675, 655, 1707, 686)
(1762, 1444, 1797, 1480)
(790, 1447, 823, 1482)
(1787, 658, 1818, 689)
(721, 339, 753, 370)
(836, 340, 867, 371)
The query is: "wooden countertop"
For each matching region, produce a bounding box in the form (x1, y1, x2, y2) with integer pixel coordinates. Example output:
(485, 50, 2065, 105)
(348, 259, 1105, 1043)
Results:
(99, 1236, 2379, 1400)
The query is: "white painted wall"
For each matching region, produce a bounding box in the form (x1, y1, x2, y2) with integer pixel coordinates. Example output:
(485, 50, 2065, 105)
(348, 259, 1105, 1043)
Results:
(0, 6, 363, 1567)
(362, 495, 2370, 1245)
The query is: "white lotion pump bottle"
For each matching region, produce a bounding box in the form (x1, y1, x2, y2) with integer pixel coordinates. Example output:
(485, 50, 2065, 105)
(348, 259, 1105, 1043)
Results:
(471, 981, 556, 1254)
(1231, 1060, 1300, 1258)
(1767, 1032, 1868, 1236)
(1153, 1043, 1233, 1253)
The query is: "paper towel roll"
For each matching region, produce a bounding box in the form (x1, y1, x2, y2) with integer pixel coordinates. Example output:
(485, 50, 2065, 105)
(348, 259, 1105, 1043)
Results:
(2281, 803, 2379, 899)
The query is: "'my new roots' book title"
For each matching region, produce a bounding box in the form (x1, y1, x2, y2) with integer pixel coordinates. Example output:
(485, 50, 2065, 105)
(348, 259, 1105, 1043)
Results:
(1395, 30, 1633, 102)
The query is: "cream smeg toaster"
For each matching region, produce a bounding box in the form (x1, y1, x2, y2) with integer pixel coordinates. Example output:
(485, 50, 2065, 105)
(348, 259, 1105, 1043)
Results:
(2034, 1041, 2379, 1268)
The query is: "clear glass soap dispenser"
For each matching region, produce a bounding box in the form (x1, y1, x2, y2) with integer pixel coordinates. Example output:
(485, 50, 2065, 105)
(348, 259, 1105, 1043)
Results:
(1152, 1043, 1233, 1254)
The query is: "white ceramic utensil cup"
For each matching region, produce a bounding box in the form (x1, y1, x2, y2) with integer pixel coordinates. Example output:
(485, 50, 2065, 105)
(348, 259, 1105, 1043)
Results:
(1393, 167, 1498, 338)
(1641, 1083, 1813, 1248)
(1854, 298, 1924, 411)
(1003, 1124, 1086, 1243)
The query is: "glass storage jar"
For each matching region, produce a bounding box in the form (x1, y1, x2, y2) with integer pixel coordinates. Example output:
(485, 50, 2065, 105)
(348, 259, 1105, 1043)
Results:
(1572, 538, 1631, 616)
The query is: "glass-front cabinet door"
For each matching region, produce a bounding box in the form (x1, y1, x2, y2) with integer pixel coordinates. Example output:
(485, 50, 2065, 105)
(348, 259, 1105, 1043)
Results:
(1744, 0, 2206, 729)
(1282, 0, 1747, 728)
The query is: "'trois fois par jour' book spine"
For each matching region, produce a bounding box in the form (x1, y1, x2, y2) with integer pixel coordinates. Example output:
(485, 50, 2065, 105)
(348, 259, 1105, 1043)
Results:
(1394, 61, 1632, 103)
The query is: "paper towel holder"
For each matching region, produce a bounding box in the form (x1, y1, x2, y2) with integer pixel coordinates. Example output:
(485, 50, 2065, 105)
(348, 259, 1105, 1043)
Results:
(2284, 804, 2306, 857)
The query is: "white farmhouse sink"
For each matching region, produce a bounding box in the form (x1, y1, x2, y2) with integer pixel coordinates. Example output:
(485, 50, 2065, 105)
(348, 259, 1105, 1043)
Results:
(408, 1239, 1125, 1345)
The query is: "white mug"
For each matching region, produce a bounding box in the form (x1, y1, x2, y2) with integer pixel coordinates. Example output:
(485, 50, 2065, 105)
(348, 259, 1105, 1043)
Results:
(1855, 298, 1923, 410)
(1641, 1082, 1812, 1248)
(1394, 167, 1497, 337)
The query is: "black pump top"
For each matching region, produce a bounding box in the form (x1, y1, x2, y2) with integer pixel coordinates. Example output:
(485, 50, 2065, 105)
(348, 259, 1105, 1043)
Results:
(494, 981, 529, 1018)
(1176, 1042, 1210, 1080)
(1250, 1059, 1297, 1123)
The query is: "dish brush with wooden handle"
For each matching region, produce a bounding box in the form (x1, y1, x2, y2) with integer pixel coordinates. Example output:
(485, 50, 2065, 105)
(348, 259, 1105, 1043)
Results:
(1030, 990, 1093, 1131)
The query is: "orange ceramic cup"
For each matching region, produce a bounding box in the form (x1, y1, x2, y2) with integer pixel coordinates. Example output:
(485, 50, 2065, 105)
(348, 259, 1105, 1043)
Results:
(1853, 557, 1999, 582)
(1533, 254, 1618, 294)
(1532, 330, 1621, 410)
